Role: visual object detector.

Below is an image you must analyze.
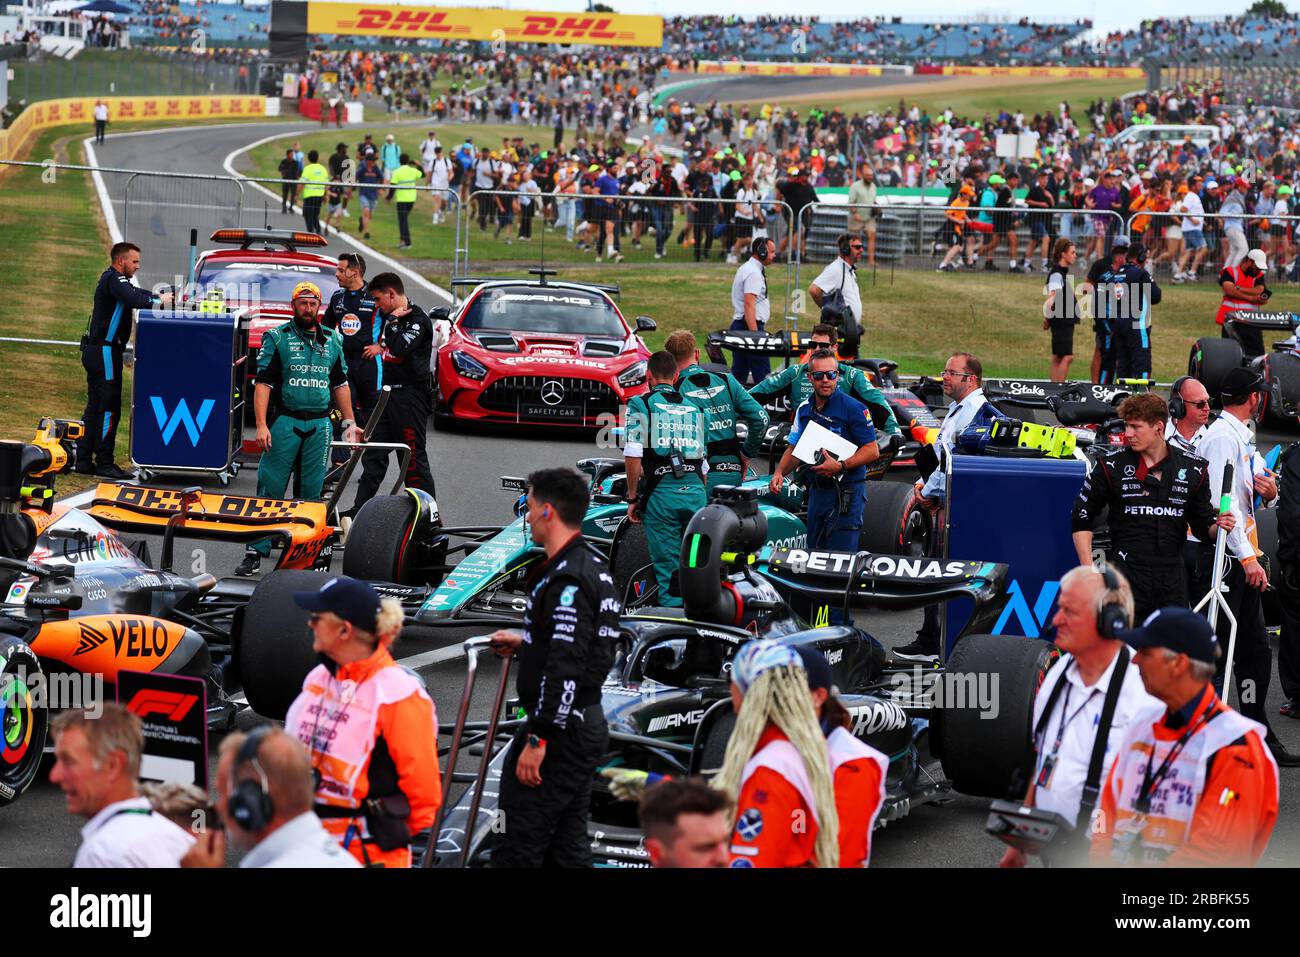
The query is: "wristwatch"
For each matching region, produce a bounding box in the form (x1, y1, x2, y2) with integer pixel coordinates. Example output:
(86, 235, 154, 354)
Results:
(527, 733, 546, 749)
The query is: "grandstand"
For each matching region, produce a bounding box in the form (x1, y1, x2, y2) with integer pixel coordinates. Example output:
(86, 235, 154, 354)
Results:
(1064, 14, 1300, 62)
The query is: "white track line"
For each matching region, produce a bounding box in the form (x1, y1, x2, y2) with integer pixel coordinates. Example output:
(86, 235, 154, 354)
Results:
(223, 130, 452, 303)
(84, 137, 123, 243)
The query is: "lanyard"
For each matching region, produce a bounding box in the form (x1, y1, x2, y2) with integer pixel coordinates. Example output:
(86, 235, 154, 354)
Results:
(1135, 706, 1221, 815)
(1038, 684, 1077, 764)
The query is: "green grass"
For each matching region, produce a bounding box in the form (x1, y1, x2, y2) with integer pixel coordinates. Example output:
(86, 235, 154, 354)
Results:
(732, 77, 1140, 132)
(10, 49, 253, 103)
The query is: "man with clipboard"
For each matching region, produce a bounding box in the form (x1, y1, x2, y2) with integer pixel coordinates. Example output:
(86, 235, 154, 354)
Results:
(768, 349, 879, 622)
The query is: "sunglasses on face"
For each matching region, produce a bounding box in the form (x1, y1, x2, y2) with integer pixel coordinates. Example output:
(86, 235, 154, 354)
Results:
(1186, 399, 1211, 410)
(810, 341, 833, 349)
(849, 243, 864, 250)
(810, 370, 839, 381)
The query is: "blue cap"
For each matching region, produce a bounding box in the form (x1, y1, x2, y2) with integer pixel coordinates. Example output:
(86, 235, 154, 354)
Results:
(293, 576, 380, 633)
(1116, 607, 1217, 664)
(794, 644, 834, 692)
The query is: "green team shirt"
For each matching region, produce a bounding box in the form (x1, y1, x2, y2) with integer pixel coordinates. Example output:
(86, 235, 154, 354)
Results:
(300, 162, 329, 199)
(749, 359, 901, 435)
(255, 321, 348, 415)
(625, 385, 706, 487)
(675, 362, 770, 462)
(390, 163, 423, 203)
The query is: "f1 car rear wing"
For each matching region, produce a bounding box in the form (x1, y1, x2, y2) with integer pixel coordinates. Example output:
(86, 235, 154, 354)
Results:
(1226, 310, 1299, 331)
(760, 547, 1010, 635)
(84, 483, 332, 569)
(706, 328, 804, 359)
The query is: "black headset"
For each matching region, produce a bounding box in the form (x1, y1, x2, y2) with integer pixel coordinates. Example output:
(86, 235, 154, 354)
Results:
(837, 233, 854, 257)
(750, 236, 769, 260)
(1168, 375, 1191, 421)
(1096, 565, 1128, 639)
(228, 725, 274, 832)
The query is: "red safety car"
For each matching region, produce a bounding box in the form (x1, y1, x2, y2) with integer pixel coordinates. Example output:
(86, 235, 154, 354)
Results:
(186, 228, 340, 445)
(434, 273, 655, 428)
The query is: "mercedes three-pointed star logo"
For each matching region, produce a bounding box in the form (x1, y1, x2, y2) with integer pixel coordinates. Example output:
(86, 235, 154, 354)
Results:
(540, 380, 565, 406)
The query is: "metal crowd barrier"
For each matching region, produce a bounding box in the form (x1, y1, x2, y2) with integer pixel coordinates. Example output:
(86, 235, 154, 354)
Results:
(1127, 209, 1300, 281)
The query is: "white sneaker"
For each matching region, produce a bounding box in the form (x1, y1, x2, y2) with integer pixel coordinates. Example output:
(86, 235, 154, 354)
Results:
(1172, 271, 1186, 283)
(726, 254, 738, 264)
(654, 252, 665, 259)
(613, 253, 624, 263)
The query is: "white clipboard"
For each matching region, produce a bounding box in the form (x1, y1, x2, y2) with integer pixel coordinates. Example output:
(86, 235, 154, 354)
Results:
(791, 420, 858, 465)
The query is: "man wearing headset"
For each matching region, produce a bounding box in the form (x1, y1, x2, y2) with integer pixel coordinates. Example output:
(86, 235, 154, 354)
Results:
(729, 236, 777, 385)
(1164, 375, 1212, 455)
(1191, 368, 1296, 765)
(1072, 393, 1231, 623)
(999, 565, 1160, 867)
(808, 233, 864, 357)
(183, 727, 359, 868)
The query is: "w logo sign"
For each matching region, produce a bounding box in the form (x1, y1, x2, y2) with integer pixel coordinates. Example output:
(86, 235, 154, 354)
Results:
(149, 397, 215, 446)
(993, 580, 1060, 638)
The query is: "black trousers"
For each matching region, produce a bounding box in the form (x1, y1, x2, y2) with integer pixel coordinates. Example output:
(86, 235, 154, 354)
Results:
(477, 191, 494, 230)
(519, 203, 534, 238)
(352, 384, 434, 510)
(94, 119, 106, 144)
(396, 201, 414, 244)
(77, 345, 123, 467)
(303, 196, 323, 234)
(693, 213, 715, 260)
(1277, 560, 1300, 701)
(280, 181, 295, 212)
(1196, 547, 1274, 733)
(492, 705, 607, 868)
(1110, 553, 1187, 623)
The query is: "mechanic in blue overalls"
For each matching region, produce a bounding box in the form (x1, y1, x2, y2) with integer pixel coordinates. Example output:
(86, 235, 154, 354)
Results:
(768, 348, 879, 622)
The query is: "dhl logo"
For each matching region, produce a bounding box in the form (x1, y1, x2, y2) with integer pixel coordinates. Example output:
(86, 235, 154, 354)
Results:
(343, 9, 457, 32)
(511, 17, 628, 40)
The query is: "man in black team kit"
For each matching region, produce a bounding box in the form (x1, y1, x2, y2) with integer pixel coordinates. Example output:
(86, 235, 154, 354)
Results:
(1071, 393, 1232, 621)
(77, 242, 174, 479)
(349, 272, 436, 515)
(322, 253, 381, 430)
(488, 468, 619, 867)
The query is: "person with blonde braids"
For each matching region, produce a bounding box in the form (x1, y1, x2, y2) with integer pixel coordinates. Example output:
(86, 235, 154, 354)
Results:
(715, 641, 840, 868)
(283, 576, 441, 867)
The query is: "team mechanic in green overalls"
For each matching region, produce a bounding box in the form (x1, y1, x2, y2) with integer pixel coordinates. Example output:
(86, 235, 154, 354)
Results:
(236, 281, 362, 577)
(623, 351, 707, 607)
(664, 329, 769, 495)
(749, 323, 901, 439)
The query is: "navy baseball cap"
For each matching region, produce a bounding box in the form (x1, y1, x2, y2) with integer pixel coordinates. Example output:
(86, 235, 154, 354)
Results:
(1115, 607, 1217, 664)
(794, 644, 835, 692)
(1219, 367, 1264, 399)
(294, 576, 380, 632)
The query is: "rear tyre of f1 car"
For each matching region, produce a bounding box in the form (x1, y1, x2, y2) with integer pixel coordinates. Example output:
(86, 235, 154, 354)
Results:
(343, 494, 416, 584)
(935, 633, 1058, 799)
(611, 519, 654, 608)
(1189, 337, 1243, 406)
(0, 638, 48, 807)
(237, 569, 332, 721)
(859, 480, 931, 557)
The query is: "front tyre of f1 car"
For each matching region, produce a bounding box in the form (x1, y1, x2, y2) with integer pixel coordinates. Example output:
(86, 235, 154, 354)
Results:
(236, 569, 332, 721)
(610, 519, 655, 608)
(1189, 337, 1243, 406)
(0, 637, 47, 807)
(935, 633, 1058, 799)
(859, 480, 931, 557)
(344, 494, 418, 583)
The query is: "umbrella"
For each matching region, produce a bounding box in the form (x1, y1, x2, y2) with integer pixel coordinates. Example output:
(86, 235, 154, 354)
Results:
(76, 1, 135, 14)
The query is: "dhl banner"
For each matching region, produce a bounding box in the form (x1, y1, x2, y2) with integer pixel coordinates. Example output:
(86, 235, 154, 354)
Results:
(940, 65, 1145, 79)
(699, 61, 885, 77)
(0, 95, 266, 162)
(306, 3, 663, 47)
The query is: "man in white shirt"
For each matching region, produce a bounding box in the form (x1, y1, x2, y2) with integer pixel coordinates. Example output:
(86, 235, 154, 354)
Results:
(419, 131, 441, 174)
(93, 100, 109, 145)
(51, 705, 195, 867)
(427, 146, 455, 224)
(1193, 367, 1297, 766)
(1000, 565, 1159, 866)
(729, 236, 776, 384)
(182, 727, 360, 868)
(809, 233, 864, 354)
(1174, 178, 1209, 282)
(895, 352, 993, 661)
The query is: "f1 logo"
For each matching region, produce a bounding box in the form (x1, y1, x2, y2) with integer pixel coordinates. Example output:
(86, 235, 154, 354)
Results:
(149, 397, 215, 446)
(126, 689, 199, 721)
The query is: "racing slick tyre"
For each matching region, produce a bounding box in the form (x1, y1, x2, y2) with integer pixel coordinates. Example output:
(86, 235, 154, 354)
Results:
(696, 704, 737, 777)
(859, 481, 931, 557)
(611, 519, 654, 608)
(0, 637, 47, 807)
(343, 494, 417, 584)
(1189, 337, 1243, 406)
(1259, 353, 1300, 425)
(237, 569, 332, 721)
(936, 633, 1058, 799)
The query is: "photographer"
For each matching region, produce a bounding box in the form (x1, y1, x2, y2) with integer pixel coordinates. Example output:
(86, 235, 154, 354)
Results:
(808, 233, 863, 357)
(998, 566, 1158, 868)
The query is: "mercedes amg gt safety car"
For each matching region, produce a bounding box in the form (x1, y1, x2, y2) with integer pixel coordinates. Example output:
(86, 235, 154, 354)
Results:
(434, 270, 655, 429)
(428, 486, 1057, 867)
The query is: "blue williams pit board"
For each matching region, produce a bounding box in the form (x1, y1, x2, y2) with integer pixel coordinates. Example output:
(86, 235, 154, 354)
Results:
(131, 309, 241, 473)
(943, 454, 1087, 655)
